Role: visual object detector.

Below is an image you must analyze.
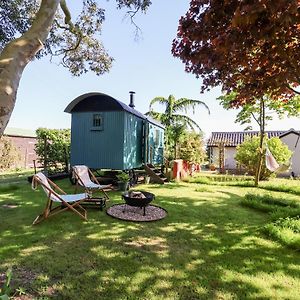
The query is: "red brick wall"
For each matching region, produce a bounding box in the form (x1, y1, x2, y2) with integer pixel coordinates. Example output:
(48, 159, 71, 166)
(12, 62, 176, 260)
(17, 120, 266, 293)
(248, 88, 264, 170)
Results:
(5, 135, 39, 169)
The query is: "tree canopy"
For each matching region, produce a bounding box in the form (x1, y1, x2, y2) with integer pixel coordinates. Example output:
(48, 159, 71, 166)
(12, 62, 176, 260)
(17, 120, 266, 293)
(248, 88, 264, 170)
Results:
(236, 136, 291, 180)
(0, 0, 152, 136)
(218, 92, 300, 131)
(172, 0, 300, 106)
(146, 94, 209, 130)
(0, 0, 151, 76)
(146, 94, 209, 159)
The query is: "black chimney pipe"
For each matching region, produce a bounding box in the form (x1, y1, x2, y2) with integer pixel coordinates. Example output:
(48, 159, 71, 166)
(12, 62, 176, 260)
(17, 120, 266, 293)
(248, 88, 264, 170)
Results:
(129, 91, 135, 108)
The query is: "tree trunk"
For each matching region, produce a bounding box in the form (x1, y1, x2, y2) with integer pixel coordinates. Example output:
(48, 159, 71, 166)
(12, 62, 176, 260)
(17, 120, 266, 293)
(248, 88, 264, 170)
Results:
(174, 141, 177, 159)
(254, 98, 265, 186)
(0, 0, 60, 136)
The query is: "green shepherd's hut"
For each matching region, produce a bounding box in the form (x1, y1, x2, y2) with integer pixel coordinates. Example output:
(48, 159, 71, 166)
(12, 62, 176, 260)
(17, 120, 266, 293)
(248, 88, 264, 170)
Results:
(64, 92, 164, 171)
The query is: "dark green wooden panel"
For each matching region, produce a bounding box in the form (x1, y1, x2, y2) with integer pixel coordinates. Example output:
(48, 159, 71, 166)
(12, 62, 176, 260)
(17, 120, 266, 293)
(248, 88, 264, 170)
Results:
(70, 111, 124, 169)
(123, 113, 144, 169)
(146, 123, 164, 165)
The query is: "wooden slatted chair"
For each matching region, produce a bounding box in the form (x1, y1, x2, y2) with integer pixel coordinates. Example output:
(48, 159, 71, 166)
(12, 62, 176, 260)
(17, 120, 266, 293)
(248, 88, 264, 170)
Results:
(32, 172, 88, 225)
(72, 165, 111, 209)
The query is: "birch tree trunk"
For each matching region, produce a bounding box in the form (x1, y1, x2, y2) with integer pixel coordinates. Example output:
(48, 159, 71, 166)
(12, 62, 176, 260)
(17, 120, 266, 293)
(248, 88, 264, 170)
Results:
(0, 0, 60, 136)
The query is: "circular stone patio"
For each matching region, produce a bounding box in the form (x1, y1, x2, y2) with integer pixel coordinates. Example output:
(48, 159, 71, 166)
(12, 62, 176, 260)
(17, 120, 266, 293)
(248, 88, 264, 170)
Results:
(106, 204, 167, 222)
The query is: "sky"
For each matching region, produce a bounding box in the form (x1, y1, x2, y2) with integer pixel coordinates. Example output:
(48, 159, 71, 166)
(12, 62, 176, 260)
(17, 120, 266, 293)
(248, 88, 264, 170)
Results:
(7, 0, 300, 140)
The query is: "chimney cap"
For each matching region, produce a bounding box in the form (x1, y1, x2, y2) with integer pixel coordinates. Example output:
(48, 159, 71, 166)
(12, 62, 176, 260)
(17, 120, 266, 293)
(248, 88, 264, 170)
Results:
(129, 91, 135, 108)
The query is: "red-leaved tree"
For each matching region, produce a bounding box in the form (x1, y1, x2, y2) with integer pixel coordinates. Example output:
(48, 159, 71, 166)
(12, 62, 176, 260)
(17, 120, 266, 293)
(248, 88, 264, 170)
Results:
(172, 0, 300, 106)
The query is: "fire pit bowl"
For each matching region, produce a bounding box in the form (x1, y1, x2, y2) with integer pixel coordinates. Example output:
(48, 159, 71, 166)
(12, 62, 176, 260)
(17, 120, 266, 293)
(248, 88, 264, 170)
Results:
(122, 191, 155, 215)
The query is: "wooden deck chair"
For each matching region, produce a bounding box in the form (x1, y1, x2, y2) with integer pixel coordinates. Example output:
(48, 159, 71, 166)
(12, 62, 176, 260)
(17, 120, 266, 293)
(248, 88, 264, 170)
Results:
(72, 165, 111, 209)
(32, 172, 88, 225)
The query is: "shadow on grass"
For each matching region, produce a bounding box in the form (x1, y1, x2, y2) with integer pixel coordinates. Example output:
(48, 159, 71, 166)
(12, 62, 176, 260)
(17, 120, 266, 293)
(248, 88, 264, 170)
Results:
(142, 182, 188, 190)
(0, 181, 299, 299)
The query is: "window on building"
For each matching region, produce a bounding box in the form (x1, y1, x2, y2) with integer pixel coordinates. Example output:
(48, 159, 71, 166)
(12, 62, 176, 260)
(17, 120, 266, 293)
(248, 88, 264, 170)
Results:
(91, 114, 104, 130)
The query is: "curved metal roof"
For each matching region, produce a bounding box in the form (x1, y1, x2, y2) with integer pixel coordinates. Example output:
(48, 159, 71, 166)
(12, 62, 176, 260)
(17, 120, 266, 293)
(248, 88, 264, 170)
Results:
(64, 92, 164, 129)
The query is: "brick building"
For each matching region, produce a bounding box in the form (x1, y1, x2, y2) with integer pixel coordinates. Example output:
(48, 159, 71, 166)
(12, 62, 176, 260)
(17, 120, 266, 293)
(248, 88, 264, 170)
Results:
(3, 128, 39, 169)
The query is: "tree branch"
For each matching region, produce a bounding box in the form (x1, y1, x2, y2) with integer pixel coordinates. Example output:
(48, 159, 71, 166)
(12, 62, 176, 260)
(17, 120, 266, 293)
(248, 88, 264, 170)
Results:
(251, 112, 259, 125)
(286, 84, 300, 95)
(50, 0, 84, 57)
(124, 7, 142, 39)
(60, 1, 83, 41)
(59, 0, 72, 25)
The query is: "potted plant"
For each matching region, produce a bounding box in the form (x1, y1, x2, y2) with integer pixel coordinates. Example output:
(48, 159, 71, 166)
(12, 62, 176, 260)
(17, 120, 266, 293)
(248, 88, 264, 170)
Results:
(209, 164, 216, 171)
(116, 171, 130, 191)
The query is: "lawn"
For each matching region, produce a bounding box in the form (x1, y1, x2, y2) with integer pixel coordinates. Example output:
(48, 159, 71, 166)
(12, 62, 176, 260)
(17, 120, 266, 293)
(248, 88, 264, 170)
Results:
(0, 176, 300, 299)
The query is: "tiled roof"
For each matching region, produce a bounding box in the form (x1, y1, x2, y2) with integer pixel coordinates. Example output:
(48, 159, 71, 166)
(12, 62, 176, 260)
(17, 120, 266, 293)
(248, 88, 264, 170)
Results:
(207, 131, 289, 147)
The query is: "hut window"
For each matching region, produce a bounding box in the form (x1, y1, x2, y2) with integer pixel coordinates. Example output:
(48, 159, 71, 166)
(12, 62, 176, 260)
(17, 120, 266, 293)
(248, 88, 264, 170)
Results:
(91, 114, 103, 130)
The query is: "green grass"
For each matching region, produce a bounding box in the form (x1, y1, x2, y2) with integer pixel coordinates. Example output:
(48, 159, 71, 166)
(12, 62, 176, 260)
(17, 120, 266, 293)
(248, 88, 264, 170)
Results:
(185, 172, 254, 186)
(259, 178, 300, 195)
(0, 169, 34, 185)
(240, 192, 300, 249)
(1, 179, 300, 299)
(188, 172, 300, 193)
(264, 217, 300, 249)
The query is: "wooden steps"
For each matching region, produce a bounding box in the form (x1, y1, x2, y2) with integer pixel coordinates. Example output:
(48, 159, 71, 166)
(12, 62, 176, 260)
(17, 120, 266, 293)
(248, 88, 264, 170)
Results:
(143, 164, 168, 184)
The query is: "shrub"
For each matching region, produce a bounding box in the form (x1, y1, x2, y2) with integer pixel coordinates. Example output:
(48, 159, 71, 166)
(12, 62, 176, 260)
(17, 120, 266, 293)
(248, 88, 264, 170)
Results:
(235, 136, 291, 180)
(264, 217, 300, 250)
(241, 193, 300, 249)
(0, 136, 20, 171)
(116, 172, 130, 182)
(35, 128, 70, 173)
(179, 131, 207, 164)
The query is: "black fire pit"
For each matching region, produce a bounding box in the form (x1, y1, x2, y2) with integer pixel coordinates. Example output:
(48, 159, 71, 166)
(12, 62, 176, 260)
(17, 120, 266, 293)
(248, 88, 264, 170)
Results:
(122, 191, 155, 216)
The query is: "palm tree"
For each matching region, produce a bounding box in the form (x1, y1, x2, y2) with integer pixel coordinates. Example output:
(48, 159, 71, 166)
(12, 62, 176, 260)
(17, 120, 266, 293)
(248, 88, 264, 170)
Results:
(146, 94, 210, 159)
(146, 95, 209, 130)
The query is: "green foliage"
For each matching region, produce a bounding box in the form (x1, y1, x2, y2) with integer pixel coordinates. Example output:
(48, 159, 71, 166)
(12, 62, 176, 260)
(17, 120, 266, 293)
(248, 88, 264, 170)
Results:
(0, 1, 37, 50)
(0, 268, 12, 299)
(241, 193, 300, 249)
(0, 136, 20, 171)
(218, 93, 300, 130)
(116, 171, 130, 182)
(186, 173, 254, 186)
(168, 123, 186, 159)
(35, 128, 70, 173)
(0, 0, 152, 76)
(146, 94, 209, 160)
(264, 217, 300, 250)
(179, 131, 206, 163)
(235, 136, 291, 180)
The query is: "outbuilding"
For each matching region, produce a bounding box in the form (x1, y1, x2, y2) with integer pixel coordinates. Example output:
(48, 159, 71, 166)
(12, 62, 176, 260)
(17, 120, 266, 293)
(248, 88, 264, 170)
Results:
(207, 129, 300, 176)
(64, 92, 164, 170)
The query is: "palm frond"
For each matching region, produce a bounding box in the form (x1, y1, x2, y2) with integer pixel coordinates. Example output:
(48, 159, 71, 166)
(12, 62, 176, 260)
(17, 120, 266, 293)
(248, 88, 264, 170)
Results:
(174, 98, 210, 114)
(145, 111, 165, 123)
(172, 114, 202, 131)
(149, 97, 169, 110)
